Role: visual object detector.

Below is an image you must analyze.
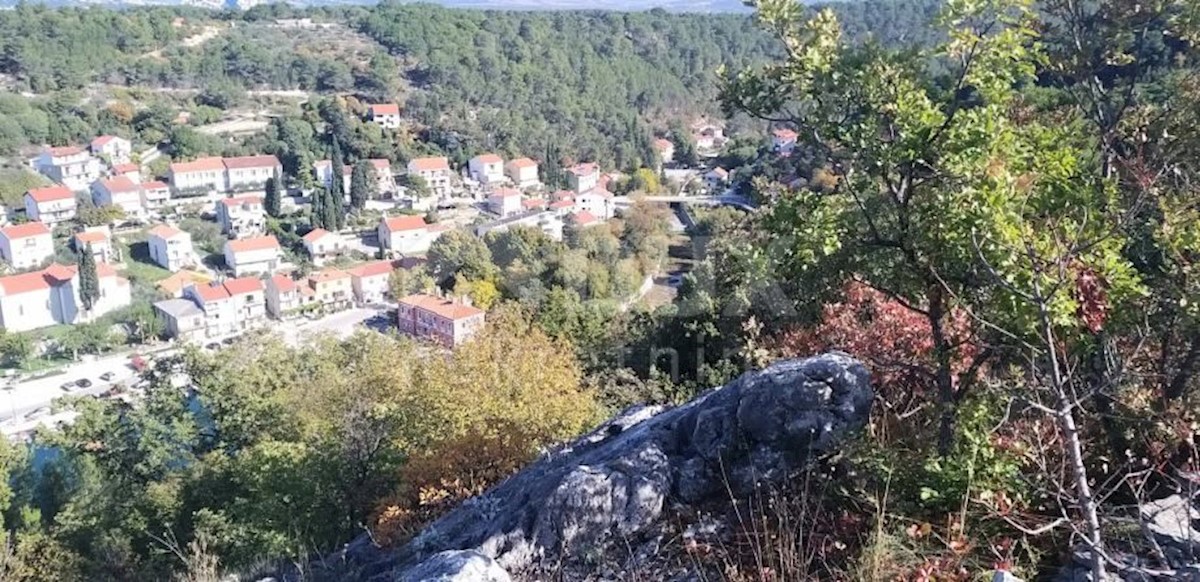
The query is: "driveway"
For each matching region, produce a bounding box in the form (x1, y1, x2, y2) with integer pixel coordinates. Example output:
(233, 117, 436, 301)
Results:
(276, 306, 392, 346)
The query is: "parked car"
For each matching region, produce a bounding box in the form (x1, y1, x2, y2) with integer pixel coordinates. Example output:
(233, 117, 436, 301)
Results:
(100, 372, 116, 382)
(205, 342, 221, 350)
(60, 382, 76, 392)
(24, 407, 50, 421)
(75, 378, 92, 388)
(221, 337, 237, 345)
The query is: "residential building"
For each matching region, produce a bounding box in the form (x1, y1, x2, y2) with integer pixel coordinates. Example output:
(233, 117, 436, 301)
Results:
(181, 282, 235, 337)
(475, 210, 564, 241)
(378, 215, 432, 254)
(567, 163, 600, 193)
(772, 128, 798, 154)
(468, 154, 505, 184)
(705, 167, 730, 192)
(154, 298, 207, 343)
(215, 196, 266, 238)
(396, 293, 486, 348)
(305, 268, 353, 312)
(72, 228, 118, 263)
(0, 263, 131, 332)
(314, 159, 394, 196)
(575, 187, 615, 221)
(367, 103, 402, 129)
(33, 146, 104, 191)
(147, 225, 195, 272)
(522, 198, 547, 212)
(265, 274, 301, 318)
(548, 191, 576, 217)
(24, 186, 77, 224)
(653, 138, 675, 166)
(0, 222, 53, 270)
(91, 176, 145, 218)
(691, 120, 727, 152)
(407, 157, 453, 199)
(111, 163, 141, 183)
(223, 155, 282, 193)
(141, 181, 171, 210)
(505, 158, 539, 189)
(301, 228, 345, 267)
(89, 135, 132, 164)
(487, 188, 522, 218)
(345, 260, 400, 305)
(223, 276, 267, 324)
(570, 210, 601, 228)
(169, 157, 226, 196)
(369, 159, 395, 195)
(223, 235, 281, 277)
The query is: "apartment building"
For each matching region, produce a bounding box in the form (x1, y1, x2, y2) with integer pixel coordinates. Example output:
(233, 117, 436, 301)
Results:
(0, 222, 54, 270)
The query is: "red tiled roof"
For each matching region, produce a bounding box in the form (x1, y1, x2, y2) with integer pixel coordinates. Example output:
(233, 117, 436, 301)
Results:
(226, 235, 280, 253)
(223, 155, 280, 170)
(309, 268, 351, 284)
(653, 138, 673, 151)
(549, 199, 575, 210)
(572, 211, 598, 226)
(112, 163, 139, 174)
(473, 153, 503, 164)
(568, 163, 598, 177)
(148, 224, 184, 239)
(0, 222, 51, 240)
(142, 181, 169, 190)
(772, 128, 798, 140)
(99, 175, 140, 194)
(0, 266, 72, 295)
(369, 159, 391, 170)
(302, 228, 334, 243)
(46, 146, 83, 157)
(269, 274, 297, 293)
(345, 260, 398, 279)
(222, 276, 263, 296)
(522, 198, 546, 209)
(551, 190, 574, 202)
(369, 103, 401, 116)
(191, 282, 231, 302)
(73, 230, 109, 245)
(158, 271, 210, 295)
(400, 293, 484, 321)
(408, 157, 450, 172)
(383, 215, 427, 232)
(171, 157, 225, 173)
(219, 195, 263, 208)
(26, 186, 74, 203)
(507, 157, 537, 169)
(91, 135, 120, 148)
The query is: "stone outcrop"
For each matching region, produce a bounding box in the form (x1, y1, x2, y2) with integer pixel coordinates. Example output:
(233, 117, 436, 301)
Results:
(329, 353, 873, 581)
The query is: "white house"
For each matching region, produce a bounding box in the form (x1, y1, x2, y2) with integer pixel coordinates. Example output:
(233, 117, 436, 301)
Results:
(112, 163, 141, 183)
(368, 103, 402, 129)
(90, 135, 133, 165)
(691, 120, 727, 152)
(301, 228, 345, 267)
(504, 158, 539, 189)
(407, 157, 453, 199)
(475, 210, 564, 241)
(141, 180, 171, 210)
(33, 146, 104, 192)
(315, 159, 394, 196)
(215, 196, 266, 238)
(175, 277, 267, 338)
(265, 274, 301, 318)
(704, 167, 730, 192)
(91, 176, 145, 218)
(487, 188, 523, 218)
(224, 235, 281, 277)
(24, 186, 77, 225)
(0, 263, 131, 332)
(568, 162, 600, 193)
(345, 260, 401, 305)
(653, 138, 675, 166)
(0, 222, 54, 270)
(772, 128, 798, 154)
(147, 224, 195, 272)
(169, 157, 226, 196)
(223, 155, 282, 193)
(468, 154, 505, 185)
(71, 228, 118, 264)
(378, 215, 434, 255)
(575, 187, 615, 221)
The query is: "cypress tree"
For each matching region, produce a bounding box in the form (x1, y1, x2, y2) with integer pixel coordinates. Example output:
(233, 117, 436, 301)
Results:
(350, 160, 376, 211)
(78, 244, 100, 312)
(264, 176, 281, 218)
(322, 187, 341, 231)
(330, 138, 346, 199)
(312, 185, 325, 229)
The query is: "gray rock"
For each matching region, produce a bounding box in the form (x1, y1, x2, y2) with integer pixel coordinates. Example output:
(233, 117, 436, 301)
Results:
(336, 353, 872, 581)
(397, 550, 511, 582)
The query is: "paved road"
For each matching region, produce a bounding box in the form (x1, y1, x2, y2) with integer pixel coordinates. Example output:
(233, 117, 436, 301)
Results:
(275, 307, 392, 346)
(0, 353, 145, 429)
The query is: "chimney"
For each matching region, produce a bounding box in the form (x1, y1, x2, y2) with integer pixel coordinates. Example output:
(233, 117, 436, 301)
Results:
(458, 294, 473, 307)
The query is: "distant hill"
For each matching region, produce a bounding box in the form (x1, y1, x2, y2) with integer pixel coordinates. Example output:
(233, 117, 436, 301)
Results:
(0, 0, 754, 11)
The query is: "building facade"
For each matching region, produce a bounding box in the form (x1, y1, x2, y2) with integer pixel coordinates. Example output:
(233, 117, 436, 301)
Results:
(0, 222, 54, 270)
(396, 293, 486, 348)
(24, 186, 78, 224)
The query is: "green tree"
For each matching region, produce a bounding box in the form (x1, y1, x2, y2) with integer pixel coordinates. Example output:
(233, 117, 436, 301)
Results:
(264, 176, 282, 218)
(402, 174, 429, 198)
(77, 244, 99, 312)
(389, 266, 435, 298)
(330, 138, 346, 199)
(350, 160, 377, 211)
(426, 229, 497, 286)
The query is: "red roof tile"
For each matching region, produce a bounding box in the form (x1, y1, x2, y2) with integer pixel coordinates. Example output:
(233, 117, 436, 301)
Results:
(345, 260, 398, 279)
(191, 282, 231, 302)
(473, 153, 502, 164)
(148, 224, 184, 239)
(91, 135, 120, 148)
(142, 181, 169, 190)
(46, 146, 84, 157)
(408, 157, 450, 172)
(73, 230, 109, 245)
(302, 228, 334, 243)
(400, 294, 484, 321)
(522, 198, 546, 209)
(309, 268, 351, 284)
(507, 157, 537, 169)
(112, 163, 139, 174)
(170, 157, 225, 173)
(222, 276, 263, 296)
(269, 274, 297, 293)
(223, 155, 281, 170)
(572, 211, 598, 226)
(383, 215, 427, 232)
(98, 175, 140, 194)
(568, 163, 599, 177)
(0, 222, 51, 240)
(369, 103, 401, 116)
(772, 128, 798, 140)
(26, 186, 74, 203)
(226, 235, 280, 253)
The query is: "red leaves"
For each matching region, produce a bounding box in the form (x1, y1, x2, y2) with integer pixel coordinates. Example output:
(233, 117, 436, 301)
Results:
(1074, 266, 1109, 333)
